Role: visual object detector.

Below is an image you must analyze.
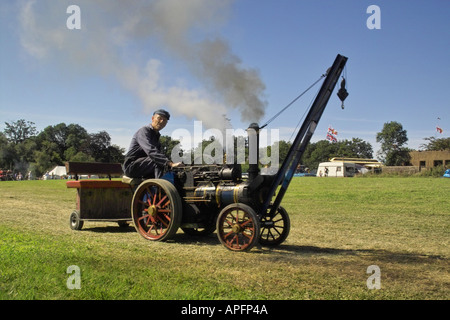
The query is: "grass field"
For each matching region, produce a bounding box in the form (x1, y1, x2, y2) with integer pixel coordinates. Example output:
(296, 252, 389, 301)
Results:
(0, 177, 448, 300)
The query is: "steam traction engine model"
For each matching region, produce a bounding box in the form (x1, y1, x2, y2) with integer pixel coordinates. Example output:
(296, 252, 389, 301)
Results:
(67, 54, 347, 252)
(128, 54, 348, 251)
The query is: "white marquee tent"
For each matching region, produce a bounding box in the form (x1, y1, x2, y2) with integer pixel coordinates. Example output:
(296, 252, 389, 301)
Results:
(44, 166, 67, 179)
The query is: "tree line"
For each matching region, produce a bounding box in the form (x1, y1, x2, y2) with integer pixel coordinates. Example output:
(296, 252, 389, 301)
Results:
(1, 119, 448, 179)
(0, 119, 125, 177)
(0, 119, 376, 178)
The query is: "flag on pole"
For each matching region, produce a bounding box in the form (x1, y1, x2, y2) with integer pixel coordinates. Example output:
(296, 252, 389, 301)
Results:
(328, 127, 338, 135)
(326, 133, 337, 142)
(326, 126, 338, 142)
(435, 116, 443, 134)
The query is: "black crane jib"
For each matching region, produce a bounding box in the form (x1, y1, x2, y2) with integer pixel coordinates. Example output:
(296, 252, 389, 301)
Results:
(260, 54, 348, 218)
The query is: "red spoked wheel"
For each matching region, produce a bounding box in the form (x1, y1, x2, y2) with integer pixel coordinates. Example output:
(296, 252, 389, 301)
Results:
(259, 205, 290, 246)
(131, 179, 182, 241)
(216, 203, 260, 252)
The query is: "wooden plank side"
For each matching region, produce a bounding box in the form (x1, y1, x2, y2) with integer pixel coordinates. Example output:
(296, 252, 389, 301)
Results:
(79, 187, 133, 220)
(65, 162, 123, 176)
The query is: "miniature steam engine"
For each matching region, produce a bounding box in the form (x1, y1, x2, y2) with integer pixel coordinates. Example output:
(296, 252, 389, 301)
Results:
(142, 156, 280, 251)
(67, 54, 348, 252)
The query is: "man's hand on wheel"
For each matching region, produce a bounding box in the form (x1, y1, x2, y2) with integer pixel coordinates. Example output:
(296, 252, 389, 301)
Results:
(169, 162, 185, 168)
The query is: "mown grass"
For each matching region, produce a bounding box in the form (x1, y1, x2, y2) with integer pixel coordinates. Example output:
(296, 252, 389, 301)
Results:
(0, 177, 449, 300)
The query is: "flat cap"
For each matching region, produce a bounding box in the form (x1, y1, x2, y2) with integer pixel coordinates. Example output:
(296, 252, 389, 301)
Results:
(153, 109, 170, 120)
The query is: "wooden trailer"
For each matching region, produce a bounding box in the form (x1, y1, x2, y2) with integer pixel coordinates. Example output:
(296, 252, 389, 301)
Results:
(65, 162, 133, 230)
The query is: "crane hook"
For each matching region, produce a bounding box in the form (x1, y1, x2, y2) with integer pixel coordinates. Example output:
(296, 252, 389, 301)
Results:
(337, 77, 349, 109)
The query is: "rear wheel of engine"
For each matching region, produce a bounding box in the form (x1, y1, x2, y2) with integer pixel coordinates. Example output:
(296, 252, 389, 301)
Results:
(131, 179, 182, 241)
(259, 205, 290, 246)
(216, 203, 260, 252)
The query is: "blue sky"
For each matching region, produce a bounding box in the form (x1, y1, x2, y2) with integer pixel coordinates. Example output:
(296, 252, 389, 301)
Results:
(1, 0, 449, 157)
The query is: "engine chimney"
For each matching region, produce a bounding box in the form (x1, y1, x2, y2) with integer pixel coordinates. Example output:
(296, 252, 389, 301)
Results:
(247, 122, 260, 182)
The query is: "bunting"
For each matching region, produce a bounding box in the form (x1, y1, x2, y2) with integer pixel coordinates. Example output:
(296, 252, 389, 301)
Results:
(436, 117, 443, 134)
(326, 126, 338, 142)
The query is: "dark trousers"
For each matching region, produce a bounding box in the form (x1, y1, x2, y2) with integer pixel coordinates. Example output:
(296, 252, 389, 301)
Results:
(123, 157, 163, 179)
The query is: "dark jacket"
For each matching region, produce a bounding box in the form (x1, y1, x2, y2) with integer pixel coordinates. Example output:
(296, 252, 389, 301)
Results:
(123, 125, 169, 167)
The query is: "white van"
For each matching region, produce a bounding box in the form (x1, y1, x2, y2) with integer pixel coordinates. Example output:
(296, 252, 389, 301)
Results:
(316, 161, 357, 177)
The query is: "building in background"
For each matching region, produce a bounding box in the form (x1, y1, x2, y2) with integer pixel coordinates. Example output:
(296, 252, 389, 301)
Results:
(409, 151, 450, 169)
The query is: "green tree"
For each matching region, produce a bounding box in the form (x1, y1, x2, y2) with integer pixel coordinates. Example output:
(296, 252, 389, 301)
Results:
(65, 124, 90, 152)
(2, 119, 127, 176)
(3, 119, 37, 144)
(88, 131, 125, 163)
(64, 147, 94, 162)
(0, 132, 15, 169)
(13, 138, 37, 174)
(37, 123, 91, 160)
(36, 123, 68, 159)
(302, 140, 338, 169)
(376, 121, 411, 165)
(338, 138, 373, 159)
(33, 141, 63, 176)
(420, 137, 450, 151)
(88, 131, 111, 162)
(160, 135, 182, 160)
(106, 144, 126, 163)
(2, 119, 39, 174)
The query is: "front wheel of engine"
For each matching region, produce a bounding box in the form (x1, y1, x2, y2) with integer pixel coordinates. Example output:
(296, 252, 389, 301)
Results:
(216, 203, 260, 252)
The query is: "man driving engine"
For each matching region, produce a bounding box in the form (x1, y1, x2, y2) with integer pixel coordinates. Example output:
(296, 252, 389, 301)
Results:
(123, 109, 184, 179)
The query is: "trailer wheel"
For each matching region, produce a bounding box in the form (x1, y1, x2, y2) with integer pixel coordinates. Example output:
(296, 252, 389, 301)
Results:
(131, 179, 182, 241)
(69, 210, 83, 230)
(216, 203, 260, 252)
(259, 205, 290, 246)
